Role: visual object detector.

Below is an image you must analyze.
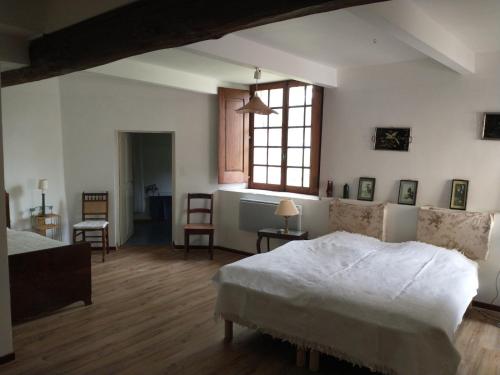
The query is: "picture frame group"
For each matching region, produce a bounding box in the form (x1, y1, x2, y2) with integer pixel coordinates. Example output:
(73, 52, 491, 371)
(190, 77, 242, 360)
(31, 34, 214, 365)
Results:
(355, 177, 468, 210)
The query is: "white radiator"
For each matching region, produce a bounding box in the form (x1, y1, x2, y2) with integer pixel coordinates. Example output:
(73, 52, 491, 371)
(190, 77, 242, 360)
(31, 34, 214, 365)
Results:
(239, 199, 302, 232)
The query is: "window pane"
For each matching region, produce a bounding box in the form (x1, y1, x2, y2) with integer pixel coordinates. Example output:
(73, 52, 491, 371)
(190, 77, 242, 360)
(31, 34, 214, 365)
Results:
(253, 166, 266, 183)
(303, 148, 311, 167)
(268, 148, 282, 166)
(303, 168, 310, 187)
(304, 127, 311, 147)
(287, 148, 303, 167)
(288, 127, 304, 147)
(289, 86, 305, 106)
(269, 88, 283, 107)
(269, 128, 282, 146)
(305, 85, 313, 105)
(254, 114, 267, 128)
(287, 168, 302, 187)
(254, 129, 267, 146)
(288, 107, 304, 127)
(253, 147, 267, 165)
(256, 90, 268, 105)
(268, 109, 282, 127)
(305, 106, 311, 126)
(268, 167, 281, 185)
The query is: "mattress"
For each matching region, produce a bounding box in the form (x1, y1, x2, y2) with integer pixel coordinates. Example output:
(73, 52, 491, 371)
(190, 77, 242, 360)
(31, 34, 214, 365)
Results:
(213, 231, 478, 375)
(7, 228, 67, 255)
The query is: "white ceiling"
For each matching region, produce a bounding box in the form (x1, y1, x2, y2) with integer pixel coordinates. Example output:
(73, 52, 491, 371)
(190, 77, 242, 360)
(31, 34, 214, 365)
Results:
(414, 0, 500, 53)
(236, 9, 425, 69)
(132, 49, 288, 85)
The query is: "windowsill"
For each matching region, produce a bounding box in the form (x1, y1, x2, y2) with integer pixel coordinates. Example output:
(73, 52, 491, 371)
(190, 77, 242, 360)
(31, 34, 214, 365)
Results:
(218, 186, 321, 201)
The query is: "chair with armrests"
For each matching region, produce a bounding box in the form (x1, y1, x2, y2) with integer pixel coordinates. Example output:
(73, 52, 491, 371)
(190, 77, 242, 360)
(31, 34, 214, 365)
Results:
(73, 192, 109, 262)
(184, 193, 214, 260)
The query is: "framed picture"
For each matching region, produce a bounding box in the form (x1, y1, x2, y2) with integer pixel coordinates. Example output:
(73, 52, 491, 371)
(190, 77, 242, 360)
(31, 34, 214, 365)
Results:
(450, 179, 469, 210)
(357, 177, 376, 201)
(482, 113, 500, 140)
(374, 127, 411, 151)
(398, 180, 418, 205)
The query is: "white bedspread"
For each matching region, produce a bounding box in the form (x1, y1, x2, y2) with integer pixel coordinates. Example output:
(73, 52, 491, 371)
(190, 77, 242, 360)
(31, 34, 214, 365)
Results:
(213, 231, 478, 375)
(7, 228, 66, 255)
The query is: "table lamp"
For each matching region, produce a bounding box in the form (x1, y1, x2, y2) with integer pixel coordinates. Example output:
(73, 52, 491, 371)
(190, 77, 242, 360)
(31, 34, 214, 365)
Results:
(38, 179, 48, 217)
(275, 199, 299, 233)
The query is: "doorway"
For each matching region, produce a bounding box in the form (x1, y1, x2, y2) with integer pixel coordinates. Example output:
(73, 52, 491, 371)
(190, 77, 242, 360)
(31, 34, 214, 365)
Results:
(118, 132, 173, 246)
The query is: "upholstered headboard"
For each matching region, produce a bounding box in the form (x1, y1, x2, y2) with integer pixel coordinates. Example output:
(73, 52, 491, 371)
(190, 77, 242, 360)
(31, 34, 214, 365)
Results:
(416, 206, 494, 260)
(5, 192, 10, 228)
(329, 198, 387, 241)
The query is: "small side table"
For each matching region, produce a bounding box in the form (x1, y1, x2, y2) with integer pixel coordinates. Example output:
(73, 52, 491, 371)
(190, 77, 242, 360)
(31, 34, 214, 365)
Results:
(33, 214, 61, 240)
(256, 228, 309, 253)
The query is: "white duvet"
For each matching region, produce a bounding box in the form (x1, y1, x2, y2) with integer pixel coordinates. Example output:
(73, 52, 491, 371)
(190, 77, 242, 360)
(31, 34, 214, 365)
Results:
(213, 231, 478, 375)
(7, 228, 66, 255)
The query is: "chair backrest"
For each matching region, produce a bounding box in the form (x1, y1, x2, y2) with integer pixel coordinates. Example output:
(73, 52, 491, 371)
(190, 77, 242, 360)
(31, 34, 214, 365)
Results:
(187, 193, 213, 224)
(82, 192, 109, 221)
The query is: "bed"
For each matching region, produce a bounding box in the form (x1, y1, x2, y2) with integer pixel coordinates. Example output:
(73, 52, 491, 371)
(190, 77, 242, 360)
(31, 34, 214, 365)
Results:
(6, 192, 92, 324)
(213, 200, 493, 375)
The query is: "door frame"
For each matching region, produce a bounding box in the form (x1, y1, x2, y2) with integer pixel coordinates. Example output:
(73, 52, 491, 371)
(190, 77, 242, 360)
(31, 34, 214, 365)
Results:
(115, 130, 175, 247)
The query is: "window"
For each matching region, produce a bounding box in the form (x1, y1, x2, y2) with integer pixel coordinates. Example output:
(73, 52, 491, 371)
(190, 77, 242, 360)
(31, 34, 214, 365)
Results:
(249, 81, 323, 195)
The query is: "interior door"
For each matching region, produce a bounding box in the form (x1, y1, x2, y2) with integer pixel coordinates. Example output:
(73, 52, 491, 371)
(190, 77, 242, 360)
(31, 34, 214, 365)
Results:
(118, 132, 135, 245)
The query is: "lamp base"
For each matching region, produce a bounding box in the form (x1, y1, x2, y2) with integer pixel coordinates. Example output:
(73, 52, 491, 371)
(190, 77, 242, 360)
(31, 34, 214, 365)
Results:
(283, 216, 289, 233)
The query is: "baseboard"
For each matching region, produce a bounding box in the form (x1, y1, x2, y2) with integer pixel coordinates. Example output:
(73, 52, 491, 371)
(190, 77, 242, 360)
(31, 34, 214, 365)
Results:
(172, 242, 253, 257)
(472, 300, 500, 312)
(0, 352, 15, 365)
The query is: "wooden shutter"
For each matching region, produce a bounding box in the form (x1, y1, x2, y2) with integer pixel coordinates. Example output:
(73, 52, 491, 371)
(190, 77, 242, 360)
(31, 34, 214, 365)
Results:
(218, 87, 250, 184)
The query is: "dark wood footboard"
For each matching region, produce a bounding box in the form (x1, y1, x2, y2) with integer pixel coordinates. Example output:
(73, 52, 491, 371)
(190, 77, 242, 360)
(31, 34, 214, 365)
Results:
(9, 242, 92, 324)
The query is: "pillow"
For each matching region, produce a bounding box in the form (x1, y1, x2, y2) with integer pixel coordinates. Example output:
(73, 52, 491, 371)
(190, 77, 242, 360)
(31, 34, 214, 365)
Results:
(329, 199, 387, 241)
(416, 206, 494, 260)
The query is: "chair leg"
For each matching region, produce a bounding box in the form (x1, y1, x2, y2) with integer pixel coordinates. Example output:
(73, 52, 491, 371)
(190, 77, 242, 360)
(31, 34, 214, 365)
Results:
(184, 231, 189, 259)
(209, 231, 214, 260)
(73, 229, 77, 244)
(101, 229, 105, 263)
(106, 227, 110, 253)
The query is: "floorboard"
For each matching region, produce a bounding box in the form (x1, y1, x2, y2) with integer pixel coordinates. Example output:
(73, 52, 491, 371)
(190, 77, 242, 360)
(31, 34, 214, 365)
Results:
(1, 246, 499, 375)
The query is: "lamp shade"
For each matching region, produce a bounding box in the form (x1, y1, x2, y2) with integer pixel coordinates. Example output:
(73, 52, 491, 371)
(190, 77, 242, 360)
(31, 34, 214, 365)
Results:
(38, 179, 48, 191)
(275, 199, 299, 217)
(235, 95, 278, 115)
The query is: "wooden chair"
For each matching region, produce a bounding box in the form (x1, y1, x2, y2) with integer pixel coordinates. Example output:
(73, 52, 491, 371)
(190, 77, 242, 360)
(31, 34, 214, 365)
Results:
(184, 193, 214, 260)
(73, 192, 109, 262)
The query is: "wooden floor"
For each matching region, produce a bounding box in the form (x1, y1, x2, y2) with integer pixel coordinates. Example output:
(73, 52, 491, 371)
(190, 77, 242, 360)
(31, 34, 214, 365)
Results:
(1, 246, 499, 375)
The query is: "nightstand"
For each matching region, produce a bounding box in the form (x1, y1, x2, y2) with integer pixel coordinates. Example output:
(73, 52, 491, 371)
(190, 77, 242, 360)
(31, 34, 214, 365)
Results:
(33, 213, 61, 240)
(256, 228, 309, 253)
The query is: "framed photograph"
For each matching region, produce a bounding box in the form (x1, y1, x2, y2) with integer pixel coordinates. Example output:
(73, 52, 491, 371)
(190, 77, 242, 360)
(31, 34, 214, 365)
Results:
(482, 113, 500, 140)
(450, 179, 469, 210)
(357, 177, 376, 201)
(398, 180, 418, 205)
(374, 127, 411, 151)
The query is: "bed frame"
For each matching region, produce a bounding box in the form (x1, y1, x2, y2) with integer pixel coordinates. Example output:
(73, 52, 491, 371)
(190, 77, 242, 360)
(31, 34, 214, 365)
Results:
(6, 192, 92, 324)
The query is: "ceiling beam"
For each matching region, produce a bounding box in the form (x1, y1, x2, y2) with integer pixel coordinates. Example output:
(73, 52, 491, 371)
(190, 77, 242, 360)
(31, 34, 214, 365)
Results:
(0, 0, 387, 87)
(350, 0, 475, 74)
(187, 35, 338, 87)
(88, 59, 246, 94)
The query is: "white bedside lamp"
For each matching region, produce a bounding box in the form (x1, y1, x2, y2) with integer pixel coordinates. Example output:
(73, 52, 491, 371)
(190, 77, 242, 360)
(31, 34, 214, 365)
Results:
(38, 179, 48, 217)
(275, 199, 299, 233)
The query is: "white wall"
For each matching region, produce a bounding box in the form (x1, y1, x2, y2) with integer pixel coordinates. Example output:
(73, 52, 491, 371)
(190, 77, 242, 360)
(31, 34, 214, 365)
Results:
(217, 52, 500, 304)
(59, 72, 222, 246)
(0, 70, 14, 358)
(1, 79, 69, 241)
(322, 51, 500, 303)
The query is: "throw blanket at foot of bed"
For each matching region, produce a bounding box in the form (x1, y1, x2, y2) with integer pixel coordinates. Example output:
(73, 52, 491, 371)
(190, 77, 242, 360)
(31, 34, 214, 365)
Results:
(213, 231, 478, 375)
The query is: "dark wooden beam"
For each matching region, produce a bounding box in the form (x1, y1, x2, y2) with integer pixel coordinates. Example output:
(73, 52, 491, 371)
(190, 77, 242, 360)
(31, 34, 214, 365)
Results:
(1, 0, 388, 87)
